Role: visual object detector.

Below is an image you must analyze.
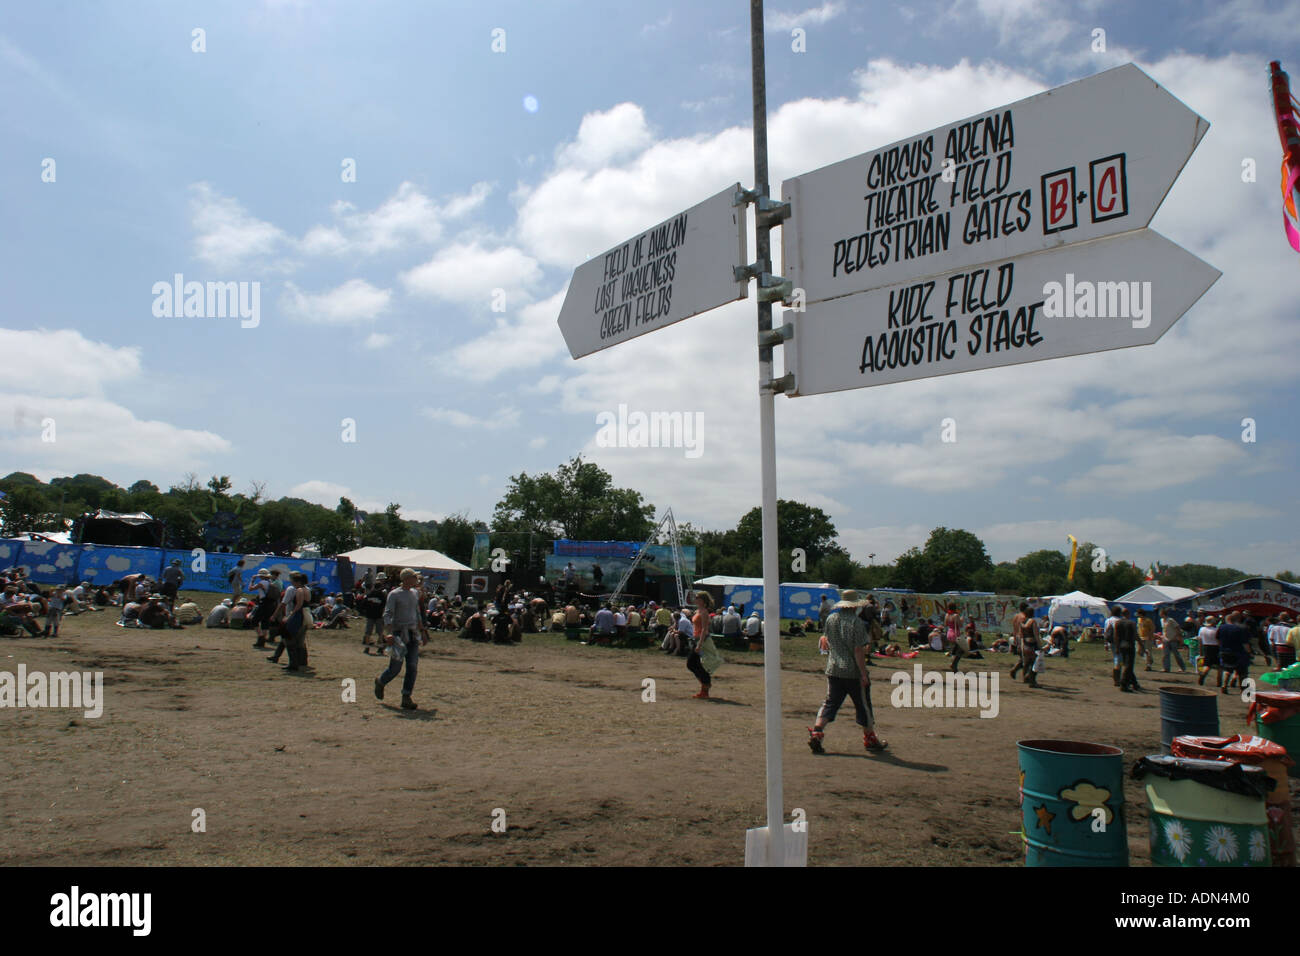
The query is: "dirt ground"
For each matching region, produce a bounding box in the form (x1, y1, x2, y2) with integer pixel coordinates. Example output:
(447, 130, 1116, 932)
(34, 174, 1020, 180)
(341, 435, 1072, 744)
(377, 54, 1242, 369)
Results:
(1, 595, 1292, 866)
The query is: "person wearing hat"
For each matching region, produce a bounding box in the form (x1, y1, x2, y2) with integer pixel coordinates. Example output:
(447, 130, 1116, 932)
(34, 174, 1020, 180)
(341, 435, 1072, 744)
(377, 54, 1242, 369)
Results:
(807, 590, 887, 754)
(1268, 613, 1295, 670)
(205, 598, 233, 628)
(374, 569, 428, 710)
(161, 558, 185, 607)
(1196, 613, 1220, 686)
(251, 570, 280, 648)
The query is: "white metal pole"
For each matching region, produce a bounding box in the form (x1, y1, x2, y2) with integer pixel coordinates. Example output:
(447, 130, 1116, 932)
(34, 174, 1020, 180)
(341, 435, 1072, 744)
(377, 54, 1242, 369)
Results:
(749, 0, 785, 867)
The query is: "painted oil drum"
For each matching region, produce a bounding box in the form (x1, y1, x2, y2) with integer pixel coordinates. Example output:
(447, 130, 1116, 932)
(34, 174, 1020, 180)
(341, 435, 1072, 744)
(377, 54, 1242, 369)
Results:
(1251, 690, 1300, 778)
(1017, 739, 1127, 867)
(1159, 686, 1220, 754)
(1137, 757, 1271, 866)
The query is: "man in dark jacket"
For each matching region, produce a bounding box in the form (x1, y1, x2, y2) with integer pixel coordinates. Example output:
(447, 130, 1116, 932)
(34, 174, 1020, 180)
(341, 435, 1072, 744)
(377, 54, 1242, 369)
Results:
(1114, 607, 1141, 692)
(359, 578, 388, 654)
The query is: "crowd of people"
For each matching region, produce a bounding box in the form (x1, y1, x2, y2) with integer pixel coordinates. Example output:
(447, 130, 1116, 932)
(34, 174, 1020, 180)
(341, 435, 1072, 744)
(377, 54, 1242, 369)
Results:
(9, 555, 1300, 759)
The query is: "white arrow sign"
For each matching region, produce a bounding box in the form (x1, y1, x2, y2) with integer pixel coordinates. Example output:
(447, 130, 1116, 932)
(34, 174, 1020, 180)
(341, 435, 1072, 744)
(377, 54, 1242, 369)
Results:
(557, 184, 748, 359)
(784, 229, 1220, 396)
(780, 64, 1209, 307)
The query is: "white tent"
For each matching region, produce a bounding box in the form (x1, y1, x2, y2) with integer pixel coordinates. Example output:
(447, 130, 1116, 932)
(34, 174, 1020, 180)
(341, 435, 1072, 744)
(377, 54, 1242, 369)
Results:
(1048, 590, 1112, 625)
(1113, 584, 1198, 605)
(340, 546, 471, 592)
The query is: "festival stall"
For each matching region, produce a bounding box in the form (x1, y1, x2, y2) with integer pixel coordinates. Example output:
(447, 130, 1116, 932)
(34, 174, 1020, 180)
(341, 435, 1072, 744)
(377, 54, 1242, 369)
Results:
(1167, 578, 1300, 620)
(339, 546, 470, 595)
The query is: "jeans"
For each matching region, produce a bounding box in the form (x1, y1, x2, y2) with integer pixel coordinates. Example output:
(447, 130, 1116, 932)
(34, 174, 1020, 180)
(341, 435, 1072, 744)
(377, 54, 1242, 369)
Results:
(817, 676, 874, 729)
(379, 626, 420, 696)
(1162, 641, 1187, 672)
(363, 617, 384, 641)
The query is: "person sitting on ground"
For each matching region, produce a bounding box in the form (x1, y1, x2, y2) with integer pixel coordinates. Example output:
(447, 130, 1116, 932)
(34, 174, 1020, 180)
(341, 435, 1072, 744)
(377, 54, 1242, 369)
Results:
(492, 608, 513, 645)
(744, 610, 764, 646)
(721, 605, 743, 647)
(205, 599, 233, 628)
(229, 599, 252, 628)
(139, 593, 181, 629)
(118, 601, 143, 627)
(175, 600, 204, 625)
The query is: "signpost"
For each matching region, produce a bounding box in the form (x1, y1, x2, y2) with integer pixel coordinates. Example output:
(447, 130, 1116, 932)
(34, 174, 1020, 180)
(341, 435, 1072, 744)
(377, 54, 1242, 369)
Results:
(785, 229, 1220, 395)
(556, 184, 749, 359)
(559, 1, 1217, 867)
(780, 64, 1209, 307)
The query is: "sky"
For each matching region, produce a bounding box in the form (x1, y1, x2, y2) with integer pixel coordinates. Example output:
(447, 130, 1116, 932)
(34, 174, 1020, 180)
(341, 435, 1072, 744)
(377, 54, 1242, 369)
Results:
(1, 0, 1298, 573)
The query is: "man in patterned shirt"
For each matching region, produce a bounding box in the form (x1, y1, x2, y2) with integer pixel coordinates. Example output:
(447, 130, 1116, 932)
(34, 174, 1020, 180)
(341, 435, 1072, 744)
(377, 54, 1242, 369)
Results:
(808, 590, 887, 755)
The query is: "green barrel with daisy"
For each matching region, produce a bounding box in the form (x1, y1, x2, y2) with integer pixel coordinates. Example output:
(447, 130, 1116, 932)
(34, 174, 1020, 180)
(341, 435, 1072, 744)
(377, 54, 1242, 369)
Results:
(1017, 739, 1128, 867)
(1132, 755, 1273, 866)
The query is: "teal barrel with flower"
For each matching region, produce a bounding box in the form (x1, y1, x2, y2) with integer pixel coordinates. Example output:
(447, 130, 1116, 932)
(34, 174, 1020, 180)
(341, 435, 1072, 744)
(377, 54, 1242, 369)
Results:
(1131, 755, 1272, 866)
(1017, 739, 1128, 867)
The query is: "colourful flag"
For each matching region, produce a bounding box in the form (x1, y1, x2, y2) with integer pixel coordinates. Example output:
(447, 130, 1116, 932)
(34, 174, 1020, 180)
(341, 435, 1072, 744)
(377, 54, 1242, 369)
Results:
(1067, 535, 1078, 582)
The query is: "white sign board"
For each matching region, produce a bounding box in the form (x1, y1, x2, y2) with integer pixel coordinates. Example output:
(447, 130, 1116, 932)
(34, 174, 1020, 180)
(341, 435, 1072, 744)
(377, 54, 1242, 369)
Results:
(781, 64, 1209, 307)
(785, 229, 1219, 396)
(557, 184, 748, 359)
(744, 823, 808, 867)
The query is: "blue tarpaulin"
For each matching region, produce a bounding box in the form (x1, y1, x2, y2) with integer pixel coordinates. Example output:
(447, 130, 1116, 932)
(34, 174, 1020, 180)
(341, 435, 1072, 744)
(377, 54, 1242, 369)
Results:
(1, 539, 342, 594)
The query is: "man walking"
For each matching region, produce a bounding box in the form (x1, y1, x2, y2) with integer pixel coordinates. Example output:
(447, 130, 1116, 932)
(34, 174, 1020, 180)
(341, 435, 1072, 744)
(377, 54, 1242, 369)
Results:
(374, 568, 428, 711)
(1009, 602, 1030, 680)
(807, 590, 887, 755)
(1159, 609, 1189, 673)
(161, 559, 184, 609)
(227, 560, 246, 602)
(1114, 607, 1141, 692)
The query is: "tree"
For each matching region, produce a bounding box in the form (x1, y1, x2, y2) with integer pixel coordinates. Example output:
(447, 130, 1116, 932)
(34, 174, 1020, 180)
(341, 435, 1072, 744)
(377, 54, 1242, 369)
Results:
(733, 500, 843, 566)
(128, 480, 159, 496)
(207, 475, 233, 498)
(895, 527, 992, 592)
(0, 484, 61, 536)
(493, 456, 655, 542)
(312, 510, 358, 557)
(437, 513, 478, 566)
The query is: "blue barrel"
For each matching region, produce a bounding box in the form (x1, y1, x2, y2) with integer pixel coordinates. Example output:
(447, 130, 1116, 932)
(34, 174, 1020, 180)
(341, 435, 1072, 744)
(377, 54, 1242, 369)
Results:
(1017, 739, 1128, 867)
(1159, 686, 1219, 754)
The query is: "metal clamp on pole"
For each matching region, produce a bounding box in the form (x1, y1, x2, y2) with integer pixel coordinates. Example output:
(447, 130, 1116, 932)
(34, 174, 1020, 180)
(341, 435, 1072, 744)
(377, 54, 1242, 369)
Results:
(761, 372, 795, 394)
(757, 272, 792, 303)
(755, 196, 791, 228)
(733, 261, 762, 282)
(757, 323, 793, 348)
(733, 186, 759, 207)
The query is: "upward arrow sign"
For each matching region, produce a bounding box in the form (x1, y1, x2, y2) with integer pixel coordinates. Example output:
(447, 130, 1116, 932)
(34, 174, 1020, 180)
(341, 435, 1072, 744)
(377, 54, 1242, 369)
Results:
(780, 64, 1209, 306)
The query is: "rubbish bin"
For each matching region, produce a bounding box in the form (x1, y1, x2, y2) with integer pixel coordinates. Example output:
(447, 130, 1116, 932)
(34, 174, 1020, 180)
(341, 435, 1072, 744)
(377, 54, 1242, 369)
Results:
(1132, 755, 1272, 867)
(1172, 734, 1295, 867)
(1158, 686, 1219, 754)
(1017, 739, 1127, 867)
(1249, 689, 1300, 777)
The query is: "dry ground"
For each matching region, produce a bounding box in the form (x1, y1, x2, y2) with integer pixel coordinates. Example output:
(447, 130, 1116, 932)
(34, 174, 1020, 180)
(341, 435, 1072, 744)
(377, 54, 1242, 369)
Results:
(0, 594, 1291, 866)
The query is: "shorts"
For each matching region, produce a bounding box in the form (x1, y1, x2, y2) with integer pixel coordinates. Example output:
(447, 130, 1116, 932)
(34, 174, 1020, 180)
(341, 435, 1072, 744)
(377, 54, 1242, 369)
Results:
(161, 582, 179, 600)
(1200, 645, 1220, 668)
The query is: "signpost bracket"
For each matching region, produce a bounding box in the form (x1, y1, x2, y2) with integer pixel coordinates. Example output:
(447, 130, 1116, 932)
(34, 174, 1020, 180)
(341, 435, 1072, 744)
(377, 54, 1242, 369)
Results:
(733, 186, 759, 207)
(761, 372, 795, 394)
(734, 261, 763, 282)
(757, 273, 792, 303)
(755, 196, 791, 228)
(758, 323, 792, 348)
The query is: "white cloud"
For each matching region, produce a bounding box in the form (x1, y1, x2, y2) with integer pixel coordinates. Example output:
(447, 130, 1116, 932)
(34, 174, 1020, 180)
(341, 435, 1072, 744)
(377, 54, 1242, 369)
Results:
(363, 332, 394, 349)
(0, 328, 229, 477)
(442, 288, 569, 381)
(423, 406, 521, 430)
(767, 2, 845, 32)
(190, 182, 287, 271)
(556, 102, 655, 171)
(281, 279, 391, 324)
(288, 480, 353, 506)
(529, 436, 548, 449)
(400, 242, 542, 306)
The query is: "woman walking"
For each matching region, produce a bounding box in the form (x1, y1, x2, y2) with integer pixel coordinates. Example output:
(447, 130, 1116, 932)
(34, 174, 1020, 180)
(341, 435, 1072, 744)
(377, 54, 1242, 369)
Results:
(686, 592, 723, 699)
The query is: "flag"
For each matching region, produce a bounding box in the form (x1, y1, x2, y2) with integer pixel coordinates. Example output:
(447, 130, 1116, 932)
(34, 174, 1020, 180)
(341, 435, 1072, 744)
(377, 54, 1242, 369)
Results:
(1268, 61, 1300, 253)
(1066, 535, 1078, 582)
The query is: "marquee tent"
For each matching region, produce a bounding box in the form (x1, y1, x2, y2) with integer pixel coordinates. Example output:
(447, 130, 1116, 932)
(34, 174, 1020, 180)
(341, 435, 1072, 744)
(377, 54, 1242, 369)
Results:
(1047, 590, 1112, 627)
(340, 546, 472, 593)
(1113, 584, 1198, 609)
